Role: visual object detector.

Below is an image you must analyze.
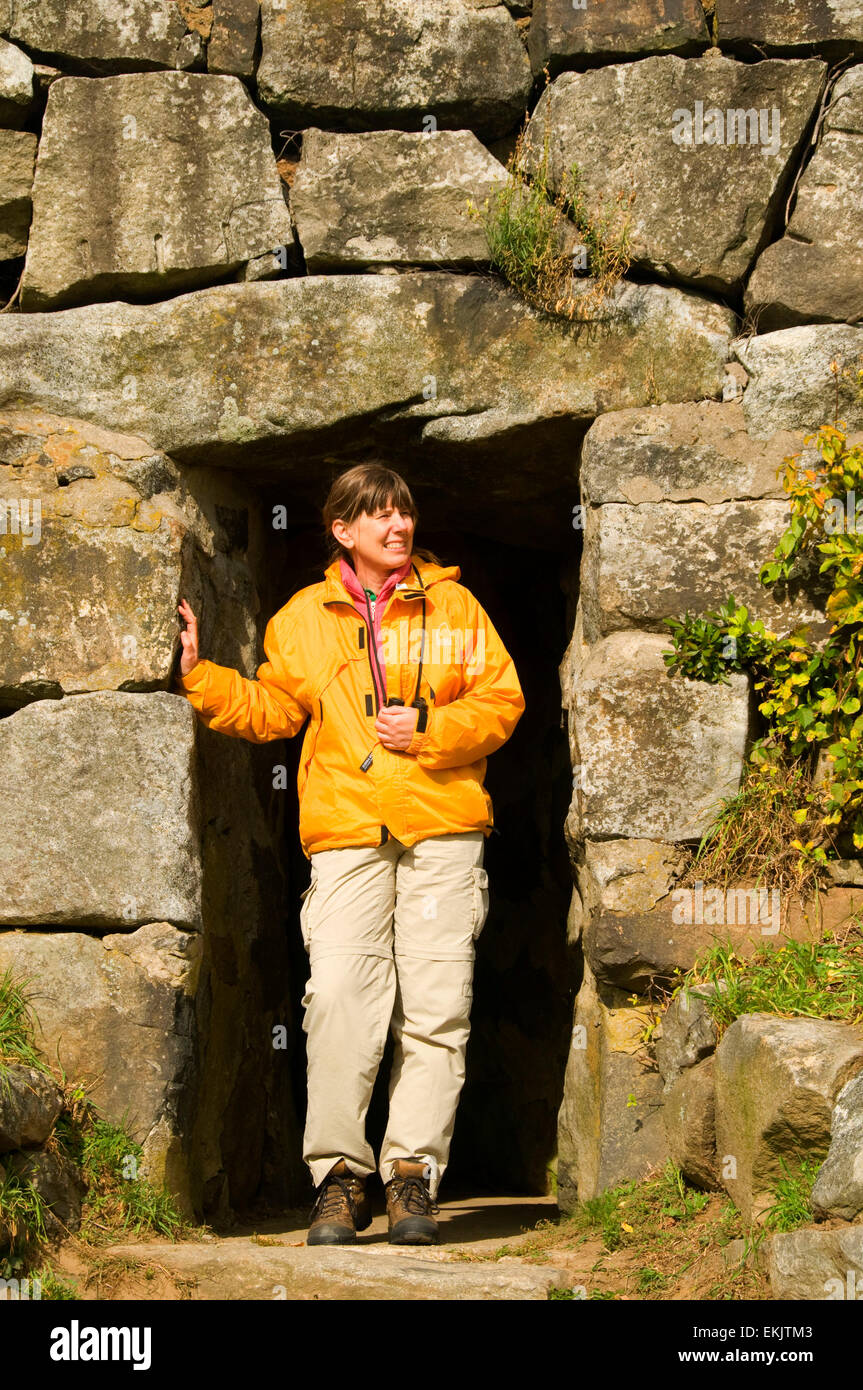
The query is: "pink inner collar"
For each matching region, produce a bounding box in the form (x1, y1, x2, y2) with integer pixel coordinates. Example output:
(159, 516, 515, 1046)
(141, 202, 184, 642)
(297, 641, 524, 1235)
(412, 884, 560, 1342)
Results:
(339, 554, 413, 603)
(338, 554, 414, 707)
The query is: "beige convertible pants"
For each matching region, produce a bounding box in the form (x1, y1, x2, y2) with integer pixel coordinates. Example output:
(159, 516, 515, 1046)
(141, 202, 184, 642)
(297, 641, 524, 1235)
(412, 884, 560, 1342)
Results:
(299, 830, 489, 1202)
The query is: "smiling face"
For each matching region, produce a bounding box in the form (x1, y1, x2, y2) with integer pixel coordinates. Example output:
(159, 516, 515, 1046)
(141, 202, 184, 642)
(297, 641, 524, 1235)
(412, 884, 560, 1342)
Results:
(333, 496, 416, 581)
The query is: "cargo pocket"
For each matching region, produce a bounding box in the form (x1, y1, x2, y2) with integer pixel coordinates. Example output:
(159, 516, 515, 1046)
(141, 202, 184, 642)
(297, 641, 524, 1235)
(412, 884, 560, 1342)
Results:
(470, 865, 490, 939)
(299, 875, 317, 953)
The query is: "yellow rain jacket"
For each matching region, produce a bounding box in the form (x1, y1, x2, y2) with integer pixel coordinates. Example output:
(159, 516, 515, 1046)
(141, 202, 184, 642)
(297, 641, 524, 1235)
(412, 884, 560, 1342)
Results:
(174, 554, 525, 858)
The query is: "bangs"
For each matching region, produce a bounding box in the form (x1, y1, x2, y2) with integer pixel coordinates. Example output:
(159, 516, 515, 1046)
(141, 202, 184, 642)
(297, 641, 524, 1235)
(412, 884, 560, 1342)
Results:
(322, 462, 421, 561)
(350, 471, 417, 524)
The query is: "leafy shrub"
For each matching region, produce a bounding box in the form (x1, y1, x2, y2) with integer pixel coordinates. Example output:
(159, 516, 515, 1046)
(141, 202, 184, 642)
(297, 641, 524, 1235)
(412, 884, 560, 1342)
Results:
(664, 421, 863, 875)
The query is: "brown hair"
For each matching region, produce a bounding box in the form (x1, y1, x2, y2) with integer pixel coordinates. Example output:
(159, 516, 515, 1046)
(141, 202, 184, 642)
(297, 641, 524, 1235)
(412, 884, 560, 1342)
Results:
(322, 462, 441, 567)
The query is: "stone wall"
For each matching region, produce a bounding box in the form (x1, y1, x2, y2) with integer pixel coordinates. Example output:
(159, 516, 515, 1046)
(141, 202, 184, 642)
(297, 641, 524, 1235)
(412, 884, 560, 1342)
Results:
(0, 405, 303, 1216)
(0, 1, 862, 1227)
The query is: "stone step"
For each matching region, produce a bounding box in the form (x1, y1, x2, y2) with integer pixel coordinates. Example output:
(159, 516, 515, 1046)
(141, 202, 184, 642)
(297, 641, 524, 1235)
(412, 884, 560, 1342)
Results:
(103, 1195, 570, 1301)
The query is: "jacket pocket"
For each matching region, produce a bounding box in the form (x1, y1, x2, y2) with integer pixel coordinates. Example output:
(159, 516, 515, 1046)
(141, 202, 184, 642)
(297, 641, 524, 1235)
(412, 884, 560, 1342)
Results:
(299, 875, 317, 952)
(297, 718, 321, 803)
(470, 865, 490, 939)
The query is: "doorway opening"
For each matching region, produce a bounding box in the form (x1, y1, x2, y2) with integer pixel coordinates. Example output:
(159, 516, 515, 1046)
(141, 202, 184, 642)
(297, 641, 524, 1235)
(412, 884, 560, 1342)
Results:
(249, 475, 581, 1201)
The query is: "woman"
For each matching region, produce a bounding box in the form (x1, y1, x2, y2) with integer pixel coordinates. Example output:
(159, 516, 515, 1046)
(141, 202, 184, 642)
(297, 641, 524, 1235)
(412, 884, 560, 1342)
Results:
(175, 463, 525, 1246)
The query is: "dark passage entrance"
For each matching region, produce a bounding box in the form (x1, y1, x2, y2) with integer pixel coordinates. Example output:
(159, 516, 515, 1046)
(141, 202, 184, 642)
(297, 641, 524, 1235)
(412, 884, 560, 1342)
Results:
(255, 490, 578, 1201)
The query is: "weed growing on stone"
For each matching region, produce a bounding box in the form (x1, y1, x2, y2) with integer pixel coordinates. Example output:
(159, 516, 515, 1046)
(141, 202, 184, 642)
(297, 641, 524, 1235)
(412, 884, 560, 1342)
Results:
(681, 925, 863, 1031)
(469, 90, 633, 323)
(0, 969, 53, 1077)
(674, 757, 825, 900)
(566, 163, 635, 298)
(1, 973, 192, 1283)
(1, 972, 57, 1275)
(55, 1106, 189, 1244)
(762, 1157, 820, 1233)
(0, 1168, 49, 1268)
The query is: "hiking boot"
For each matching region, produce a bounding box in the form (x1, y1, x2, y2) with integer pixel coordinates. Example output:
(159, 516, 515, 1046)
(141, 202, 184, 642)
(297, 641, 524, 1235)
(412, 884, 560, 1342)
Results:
(307, 1160, 372, 1246)
(384, 1157, 440, 1245)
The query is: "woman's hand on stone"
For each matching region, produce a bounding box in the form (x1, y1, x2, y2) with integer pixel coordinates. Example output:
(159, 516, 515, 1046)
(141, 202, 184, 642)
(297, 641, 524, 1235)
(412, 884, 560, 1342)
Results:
(375, 705, 419, 751)
(177, 598, 200, 676)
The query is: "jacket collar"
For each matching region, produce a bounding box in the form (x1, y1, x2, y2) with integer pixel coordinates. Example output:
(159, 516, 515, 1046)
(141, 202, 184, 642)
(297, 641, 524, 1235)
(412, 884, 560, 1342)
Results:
(338, 552, 412, 606)
(321, 553, 460, 606)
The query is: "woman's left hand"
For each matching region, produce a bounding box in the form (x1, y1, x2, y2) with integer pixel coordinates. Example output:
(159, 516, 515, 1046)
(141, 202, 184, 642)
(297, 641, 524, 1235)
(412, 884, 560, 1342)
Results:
(375, 705, 420, 751)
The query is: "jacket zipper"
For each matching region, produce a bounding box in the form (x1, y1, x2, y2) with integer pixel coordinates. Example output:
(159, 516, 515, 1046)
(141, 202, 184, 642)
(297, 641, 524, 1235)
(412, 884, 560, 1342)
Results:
(359, 590, 386, 771)
(322, 585, 426, 772)
(321, 596, 385, 771)
(364, 589, 387, 714)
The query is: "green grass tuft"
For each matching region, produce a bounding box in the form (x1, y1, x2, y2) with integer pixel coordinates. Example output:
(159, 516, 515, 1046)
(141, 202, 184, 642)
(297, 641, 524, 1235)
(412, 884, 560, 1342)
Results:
(0, 1170, 49, 1265)
(2, 979, 190, 1275)
(57, 1110, 189, 1244)
(682, 929, 863, 1031)
(468, 95, 633, 323)
(0, 969, 53, 1078)
(762, 1157, 820, 1233)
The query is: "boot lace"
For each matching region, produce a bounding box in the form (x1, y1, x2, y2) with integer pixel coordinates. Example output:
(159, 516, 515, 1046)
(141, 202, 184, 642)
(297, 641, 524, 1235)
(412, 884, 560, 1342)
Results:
(312, 1171, 363, 1223)
(390, 1175, 440, 1217)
